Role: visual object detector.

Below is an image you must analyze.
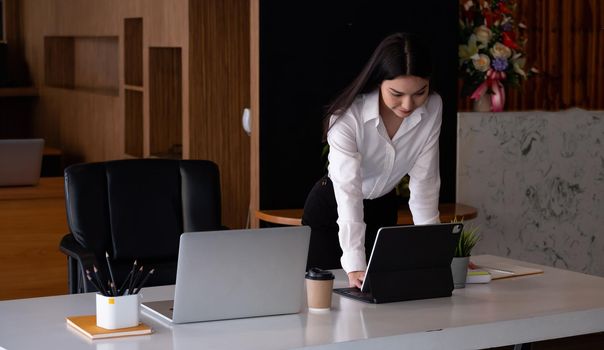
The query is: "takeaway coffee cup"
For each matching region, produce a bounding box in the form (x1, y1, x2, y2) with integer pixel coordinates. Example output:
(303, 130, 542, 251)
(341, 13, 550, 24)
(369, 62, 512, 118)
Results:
(305, 268, 335, 312)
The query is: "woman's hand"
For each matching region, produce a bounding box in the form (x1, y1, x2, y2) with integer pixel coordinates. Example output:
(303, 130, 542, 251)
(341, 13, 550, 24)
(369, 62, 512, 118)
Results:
(347, 271, 365, 288)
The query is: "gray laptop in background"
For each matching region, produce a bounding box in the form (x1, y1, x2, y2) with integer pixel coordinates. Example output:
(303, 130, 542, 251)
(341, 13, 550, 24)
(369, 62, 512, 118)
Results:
(0, 138, 44, 187)
(142, 226, 311, 324)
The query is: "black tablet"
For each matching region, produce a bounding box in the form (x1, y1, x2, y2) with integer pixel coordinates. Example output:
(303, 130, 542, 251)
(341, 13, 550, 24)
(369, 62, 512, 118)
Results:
(334, 223, 463, 304)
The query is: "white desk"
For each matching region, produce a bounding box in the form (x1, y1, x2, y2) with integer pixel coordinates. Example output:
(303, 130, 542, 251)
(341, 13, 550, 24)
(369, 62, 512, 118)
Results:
(2, 255, 604, 350)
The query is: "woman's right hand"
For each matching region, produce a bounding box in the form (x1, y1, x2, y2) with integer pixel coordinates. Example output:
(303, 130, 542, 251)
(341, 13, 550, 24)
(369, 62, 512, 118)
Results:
(347, 271, 365, 289)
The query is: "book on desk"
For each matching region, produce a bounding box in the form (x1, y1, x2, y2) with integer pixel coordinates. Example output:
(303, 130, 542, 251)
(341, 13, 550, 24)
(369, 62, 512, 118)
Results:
(66, 315, 152, 340)
(472, 255, 544, 281)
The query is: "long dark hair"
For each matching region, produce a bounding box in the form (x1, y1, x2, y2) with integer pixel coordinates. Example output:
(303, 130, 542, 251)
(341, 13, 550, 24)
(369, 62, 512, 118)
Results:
(323, 32, 432, 140)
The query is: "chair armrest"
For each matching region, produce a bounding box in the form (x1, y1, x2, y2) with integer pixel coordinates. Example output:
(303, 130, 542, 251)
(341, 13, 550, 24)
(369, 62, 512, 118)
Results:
(59, 233, 97, 271)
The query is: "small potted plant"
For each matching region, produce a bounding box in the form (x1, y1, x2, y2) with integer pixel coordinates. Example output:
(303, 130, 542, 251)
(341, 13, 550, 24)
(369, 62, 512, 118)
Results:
(451, 220, 480, 289)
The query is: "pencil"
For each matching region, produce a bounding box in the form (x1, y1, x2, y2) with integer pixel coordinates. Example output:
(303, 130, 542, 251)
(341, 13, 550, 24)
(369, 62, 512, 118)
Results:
(105, 252, 118, 296)
(133, 268, 155, 294)
(93, 265, 110, 296)
(109, 281, 116, 297)
(85, 269, 104, 295)
(117, 260, 137, 296)
(128, 266, 144, 295)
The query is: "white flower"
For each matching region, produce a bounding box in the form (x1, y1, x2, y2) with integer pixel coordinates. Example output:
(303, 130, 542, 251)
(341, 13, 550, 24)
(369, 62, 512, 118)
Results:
(474, 26, 492, 46)
(463, 0, 473, 11)
(472, 54, 491, 72)
(459, 34, 479, 63)
(513, 57, 527, 78)
(491, 42, 512, 59)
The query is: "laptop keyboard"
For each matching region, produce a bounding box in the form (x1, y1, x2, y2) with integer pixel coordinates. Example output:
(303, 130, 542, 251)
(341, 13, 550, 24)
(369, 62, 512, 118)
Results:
(333, 287, 375, 303)
(339, 288, 371, 298)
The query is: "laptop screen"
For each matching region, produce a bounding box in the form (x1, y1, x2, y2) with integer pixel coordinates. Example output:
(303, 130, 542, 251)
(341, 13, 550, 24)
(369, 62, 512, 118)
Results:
(0, 139, 44, 187)
(143, 226, 311, 323)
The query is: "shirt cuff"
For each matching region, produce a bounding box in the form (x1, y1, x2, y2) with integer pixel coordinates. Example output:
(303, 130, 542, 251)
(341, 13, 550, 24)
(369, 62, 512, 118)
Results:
(340, 249, 367, 273)
(414, 212, 441, 225)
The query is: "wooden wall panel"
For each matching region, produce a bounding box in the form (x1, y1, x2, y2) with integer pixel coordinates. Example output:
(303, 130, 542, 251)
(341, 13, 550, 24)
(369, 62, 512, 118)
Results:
(73, 37, 119, 95)
(149, 47, 182, 158)
(189, 0, 250, 229)
(20, 0, 189, 162)
(250, 0, 259, 228)
(44, 37, 75, 89)
(19, 0, 245, 231)
(125, 89, 143, 157)
(124, 18, 143, 86)
(56, 89, 121, 163)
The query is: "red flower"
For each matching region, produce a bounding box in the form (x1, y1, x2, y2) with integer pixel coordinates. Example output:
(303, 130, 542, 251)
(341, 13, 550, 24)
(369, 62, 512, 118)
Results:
(483, 9, 493, 26)
(502, 32, 519, 50)
(498, 2, 513, 14)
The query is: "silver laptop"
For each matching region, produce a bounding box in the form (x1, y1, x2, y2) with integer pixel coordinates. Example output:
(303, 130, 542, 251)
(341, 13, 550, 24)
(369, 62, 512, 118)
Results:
(142, 226, 311, 323)
(0, 139, 45, 187)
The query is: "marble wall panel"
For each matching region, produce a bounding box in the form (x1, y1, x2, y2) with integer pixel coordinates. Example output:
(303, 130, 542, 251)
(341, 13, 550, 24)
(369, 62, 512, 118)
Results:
(457, 109, 604, 276)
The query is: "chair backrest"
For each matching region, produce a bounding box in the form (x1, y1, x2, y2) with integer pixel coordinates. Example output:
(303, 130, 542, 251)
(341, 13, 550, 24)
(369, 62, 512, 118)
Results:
(64, 159, 222, 265)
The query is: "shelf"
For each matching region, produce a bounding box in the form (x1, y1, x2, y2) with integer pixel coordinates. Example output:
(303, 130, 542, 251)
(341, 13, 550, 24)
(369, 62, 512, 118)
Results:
(69, 86, 118, 96)
(124, 84, 143, 91)
(44, 36, 119, 96)
(0, 87, 39, 97)
(149, 142, 182, 159)
(43, 146, 62, 156)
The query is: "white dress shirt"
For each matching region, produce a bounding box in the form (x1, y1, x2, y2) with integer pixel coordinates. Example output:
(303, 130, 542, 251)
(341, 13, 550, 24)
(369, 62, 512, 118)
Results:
(327, 90, 442, 273)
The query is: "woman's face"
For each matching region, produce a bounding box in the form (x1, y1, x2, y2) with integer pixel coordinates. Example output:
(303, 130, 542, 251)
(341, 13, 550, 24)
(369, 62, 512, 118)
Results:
(379, 76, 430, 119)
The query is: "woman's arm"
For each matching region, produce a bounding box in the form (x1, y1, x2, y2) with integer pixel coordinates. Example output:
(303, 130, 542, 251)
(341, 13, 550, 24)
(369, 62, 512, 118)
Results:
(327, 115, 368, 275)
(408, 96, 442, 224)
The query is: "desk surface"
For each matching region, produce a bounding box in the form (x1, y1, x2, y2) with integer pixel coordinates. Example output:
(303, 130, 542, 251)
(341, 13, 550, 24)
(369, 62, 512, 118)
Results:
(0, 176, 65, 200)
(0, 177, 68, 300)
(257, 203, 478, 226)
(1, 255, 604, 350)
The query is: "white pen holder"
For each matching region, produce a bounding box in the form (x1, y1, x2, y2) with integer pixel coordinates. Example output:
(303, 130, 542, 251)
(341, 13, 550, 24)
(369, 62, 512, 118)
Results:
(96, 293, 141, 329)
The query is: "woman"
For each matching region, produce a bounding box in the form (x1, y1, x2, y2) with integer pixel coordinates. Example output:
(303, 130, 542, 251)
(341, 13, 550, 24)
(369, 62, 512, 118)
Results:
(302, 32, 442, 288)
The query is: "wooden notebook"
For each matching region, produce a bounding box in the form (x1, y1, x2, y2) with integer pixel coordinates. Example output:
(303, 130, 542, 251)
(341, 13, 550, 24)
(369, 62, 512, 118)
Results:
(66, 315, 153, 340)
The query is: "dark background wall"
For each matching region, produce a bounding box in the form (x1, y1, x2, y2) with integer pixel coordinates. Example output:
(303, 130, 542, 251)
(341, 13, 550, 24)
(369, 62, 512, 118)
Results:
(259, 0, 458, 210)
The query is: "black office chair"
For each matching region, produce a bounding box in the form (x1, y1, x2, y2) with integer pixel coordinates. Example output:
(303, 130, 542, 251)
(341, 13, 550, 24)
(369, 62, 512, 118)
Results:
(59, 159, 224, 294)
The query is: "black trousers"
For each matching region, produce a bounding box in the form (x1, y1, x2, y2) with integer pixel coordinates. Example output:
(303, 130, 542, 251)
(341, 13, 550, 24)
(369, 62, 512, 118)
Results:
(302, 176, 398, 270)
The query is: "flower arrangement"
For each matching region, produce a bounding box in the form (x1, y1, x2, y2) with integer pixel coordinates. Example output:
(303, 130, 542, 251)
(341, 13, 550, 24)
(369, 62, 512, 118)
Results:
(458, 0, 535, 111)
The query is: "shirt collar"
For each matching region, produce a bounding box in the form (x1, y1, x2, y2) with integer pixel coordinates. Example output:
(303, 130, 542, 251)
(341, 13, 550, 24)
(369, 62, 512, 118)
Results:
(361, 89, 429, 126)
(361, 90, 381, 124)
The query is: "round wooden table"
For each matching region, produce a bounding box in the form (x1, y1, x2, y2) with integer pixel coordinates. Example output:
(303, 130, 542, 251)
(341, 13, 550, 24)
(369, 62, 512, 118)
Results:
(256, 203, 477, 226)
